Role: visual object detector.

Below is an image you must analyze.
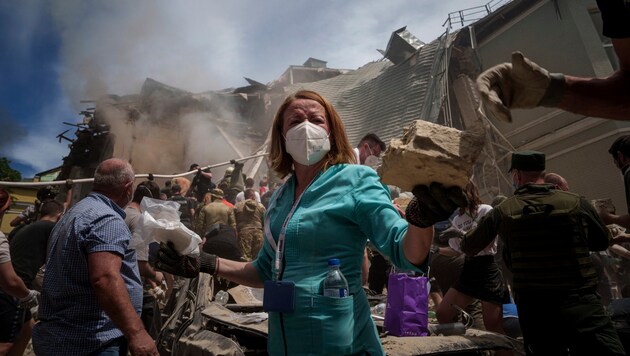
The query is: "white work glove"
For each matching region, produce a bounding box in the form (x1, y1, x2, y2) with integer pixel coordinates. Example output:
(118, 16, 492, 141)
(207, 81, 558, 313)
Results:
(476, 51, 565, 123)
(18, 289, 39, 310)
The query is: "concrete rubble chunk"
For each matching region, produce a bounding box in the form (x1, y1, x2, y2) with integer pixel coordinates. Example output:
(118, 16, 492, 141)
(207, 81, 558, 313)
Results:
(378, 120, 485, 192)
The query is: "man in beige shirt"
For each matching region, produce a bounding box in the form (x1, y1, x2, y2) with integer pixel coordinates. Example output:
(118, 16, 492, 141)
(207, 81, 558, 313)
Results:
(194, 188, 236, 237)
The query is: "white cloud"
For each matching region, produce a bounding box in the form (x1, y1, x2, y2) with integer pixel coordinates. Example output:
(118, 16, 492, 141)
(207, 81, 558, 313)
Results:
(49, 0, 487, 101)
(4, 0, 490, 177)
(6, 95, 75, 176)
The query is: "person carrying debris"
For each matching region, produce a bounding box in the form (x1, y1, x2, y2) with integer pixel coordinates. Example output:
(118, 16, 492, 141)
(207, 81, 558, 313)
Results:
(435, 180, 511, 352)
(476, 0, 629, 122)
(156, 90, 466, 355)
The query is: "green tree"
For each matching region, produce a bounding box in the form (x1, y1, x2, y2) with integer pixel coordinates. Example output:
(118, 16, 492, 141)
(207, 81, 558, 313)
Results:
(0, 157, 21, 182)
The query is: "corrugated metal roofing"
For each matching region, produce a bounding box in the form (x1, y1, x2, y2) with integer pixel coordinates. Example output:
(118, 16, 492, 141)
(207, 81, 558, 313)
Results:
(285, 37, 443, 146)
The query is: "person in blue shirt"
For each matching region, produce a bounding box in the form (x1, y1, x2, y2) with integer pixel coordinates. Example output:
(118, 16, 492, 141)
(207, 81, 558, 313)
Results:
(33, 158, 158, 356)
(157, 90, 466, 355)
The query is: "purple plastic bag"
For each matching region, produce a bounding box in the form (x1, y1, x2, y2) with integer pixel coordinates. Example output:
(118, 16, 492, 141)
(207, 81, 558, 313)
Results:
(383, 273, 429, 337)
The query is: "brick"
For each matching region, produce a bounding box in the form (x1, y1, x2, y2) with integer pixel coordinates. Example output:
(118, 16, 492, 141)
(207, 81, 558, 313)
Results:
(378, 120, 484, 192)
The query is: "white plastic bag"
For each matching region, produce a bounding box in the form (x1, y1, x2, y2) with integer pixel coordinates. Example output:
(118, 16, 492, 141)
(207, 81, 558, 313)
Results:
(140, 197, 201, 256)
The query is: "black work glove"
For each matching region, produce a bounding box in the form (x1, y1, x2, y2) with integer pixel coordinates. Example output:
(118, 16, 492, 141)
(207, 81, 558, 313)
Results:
(19, 290, 40, 310)
(155, 242, 218, 278)
(406, 182, 467, 228)
(198, 168, 202, 174)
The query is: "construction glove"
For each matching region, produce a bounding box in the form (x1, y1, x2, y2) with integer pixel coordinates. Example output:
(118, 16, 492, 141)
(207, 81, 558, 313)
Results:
(156, 242, 218, 278)
(18, 289, 39, 310)
(476, 51, 565, 123)
(406, 183, 467, 228)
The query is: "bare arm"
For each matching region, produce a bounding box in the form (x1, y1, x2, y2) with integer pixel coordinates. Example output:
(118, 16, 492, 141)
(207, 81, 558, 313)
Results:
(558, 38, 630, 120)
(88, 252, 157, 355)
(137, 260, 162, 284)
(402, 224, 434, 266)
(10, 215, 26, 227)
(215, 259, 263, 288)
(609, 244, 630, 259)
(63, 180, 74, 211)
(199, 171, 213, 180)
(0, 262, 30, 298)
(438, 246, 461, 257)
(601, 212, 630, 230)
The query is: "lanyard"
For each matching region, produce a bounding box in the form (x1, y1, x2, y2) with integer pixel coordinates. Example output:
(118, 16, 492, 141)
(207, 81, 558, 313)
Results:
(264, 175, 314, 281)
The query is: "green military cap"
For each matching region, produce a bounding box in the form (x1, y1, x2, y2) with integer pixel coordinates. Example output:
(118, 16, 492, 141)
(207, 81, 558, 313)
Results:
(509, 150, 545, 172)
(210, 188, 224, 200)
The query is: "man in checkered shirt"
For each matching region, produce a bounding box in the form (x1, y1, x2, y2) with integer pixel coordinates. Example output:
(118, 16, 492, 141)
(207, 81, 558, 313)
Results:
(33, 158, 158, 355)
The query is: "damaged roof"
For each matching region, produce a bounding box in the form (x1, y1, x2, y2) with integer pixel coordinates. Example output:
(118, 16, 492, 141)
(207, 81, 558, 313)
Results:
(284, 35, 447, 146)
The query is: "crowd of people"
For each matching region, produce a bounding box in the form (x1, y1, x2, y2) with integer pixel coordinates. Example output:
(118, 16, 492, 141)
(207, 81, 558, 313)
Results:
(0, 0, 629, 354)
(1, 95, 630, 355)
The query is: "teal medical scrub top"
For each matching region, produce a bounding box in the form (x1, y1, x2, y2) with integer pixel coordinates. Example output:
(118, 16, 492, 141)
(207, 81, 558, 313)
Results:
(252, 164, 427, 355)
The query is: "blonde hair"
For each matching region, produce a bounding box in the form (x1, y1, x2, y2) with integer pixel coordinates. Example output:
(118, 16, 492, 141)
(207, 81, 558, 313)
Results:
(269, 90, 356, 178)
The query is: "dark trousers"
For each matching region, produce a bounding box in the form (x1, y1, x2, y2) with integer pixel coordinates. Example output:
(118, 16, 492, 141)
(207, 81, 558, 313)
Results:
(88, 337, 128, 356)
(515, 291, 625, 355)
(368, 251, 391, 294)
(141, 292, 162, 339)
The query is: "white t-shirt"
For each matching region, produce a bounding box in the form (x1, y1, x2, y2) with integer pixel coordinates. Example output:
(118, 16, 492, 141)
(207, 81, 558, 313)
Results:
(235, 191, 261, 204)
(449, 204, 497, 256)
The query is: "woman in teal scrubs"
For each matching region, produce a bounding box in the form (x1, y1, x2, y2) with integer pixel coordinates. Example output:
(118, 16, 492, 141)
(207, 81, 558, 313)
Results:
(158, 90, 462, 355)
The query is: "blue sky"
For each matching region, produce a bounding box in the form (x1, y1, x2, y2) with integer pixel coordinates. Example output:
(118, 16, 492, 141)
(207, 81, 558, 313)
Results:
(0, 0, 484, 179)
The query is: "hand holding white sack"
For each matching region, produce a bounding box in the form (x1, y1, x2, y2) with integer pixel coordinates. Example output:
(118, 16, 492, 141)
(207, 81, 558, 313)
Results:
(140, 197, 201, 256)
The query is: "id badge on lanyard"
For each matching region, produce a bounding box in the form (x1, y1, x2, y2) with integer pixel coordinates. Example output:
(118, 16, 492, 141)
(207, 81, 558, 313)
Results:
(262, 178, 309, 313)
(264, 179, 309, 281)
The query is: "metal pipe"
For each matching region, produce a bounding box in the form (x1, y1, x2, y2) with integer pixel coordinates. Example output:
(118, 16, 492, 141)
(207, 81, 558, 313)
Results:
(0, 152, 269, 187)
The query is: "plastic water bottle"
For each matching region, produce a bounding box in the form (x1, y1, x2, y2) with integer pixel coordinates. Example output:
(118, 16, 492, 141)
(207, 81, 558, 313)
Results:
(323, 258, 349, 298)
(428, 322, 466, 336)
(215, 290, 229, 305)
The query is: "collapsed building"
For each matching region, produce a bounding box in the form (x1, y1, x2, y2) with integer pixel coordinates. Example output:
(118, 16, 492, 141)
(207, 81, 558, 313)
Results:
(55, 0, 630, 214)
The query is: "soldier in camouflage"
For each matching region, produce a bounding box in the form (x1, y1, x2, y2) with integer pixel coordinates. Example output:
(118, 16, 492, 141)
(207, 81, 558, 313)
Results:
(233, 189, 265, 261)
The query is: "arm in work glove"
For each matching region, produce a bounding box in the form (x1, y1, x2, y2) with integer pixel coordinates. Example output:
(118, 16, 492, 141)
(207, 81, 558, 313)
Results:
(155, 242, 218, 278)
(476, 51, 565, 123)
(18, 289, 39, 309)
(405, 183, 467, 228)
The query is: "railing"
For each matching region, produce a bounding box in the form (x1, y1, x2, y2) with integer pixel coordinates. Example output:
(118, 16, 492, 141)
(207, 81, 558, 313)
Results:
(0, 153, 268, 188)
(443, 0, 513, 30)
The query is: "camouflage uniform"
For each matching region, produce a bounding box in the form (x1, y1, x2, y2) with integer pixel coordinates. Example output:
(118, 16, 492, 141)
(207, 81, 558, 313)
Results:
(194, 201, 236, 237)
(233, 199, 265, 261)
(461, 183, 624, 355)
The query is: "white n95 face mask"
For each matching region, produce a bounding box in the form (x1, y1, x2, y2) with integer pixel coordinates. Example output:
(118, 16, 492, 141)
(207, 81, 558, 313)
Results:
(284, 121, 331, 166)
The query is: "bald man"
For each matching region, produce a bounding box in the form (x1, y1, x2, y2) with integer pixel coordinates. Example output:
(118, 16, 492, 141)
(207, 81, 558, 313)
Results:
(544, 172, 570, 192)
(33, 158, 158, 356)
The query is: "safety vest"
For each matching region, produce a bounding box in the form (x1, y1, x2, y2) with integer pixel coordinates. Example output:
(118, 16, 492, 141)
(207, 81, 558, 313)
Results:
(498, 186, 598, 293)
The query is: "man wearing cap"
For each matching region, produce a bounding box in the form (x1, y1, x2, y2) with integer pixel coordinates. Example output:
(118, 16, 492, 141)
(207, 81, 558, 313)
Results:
(194, 188, 236, 237)
(460, 151, 624, 355)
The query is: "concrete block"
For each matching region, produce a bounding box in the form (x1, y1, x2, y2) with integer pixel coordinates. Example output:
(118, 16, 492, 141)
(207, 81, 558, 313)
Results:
(378, 120, 484, 192)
